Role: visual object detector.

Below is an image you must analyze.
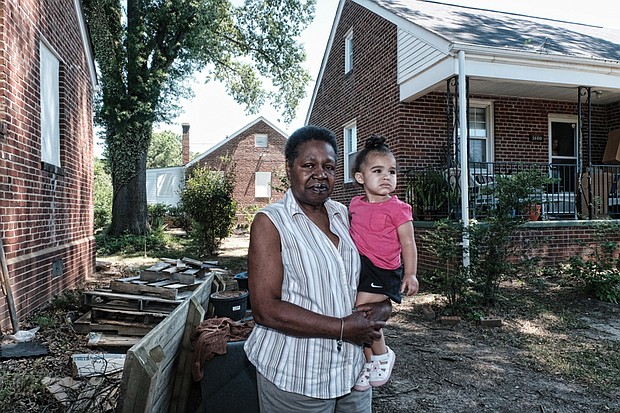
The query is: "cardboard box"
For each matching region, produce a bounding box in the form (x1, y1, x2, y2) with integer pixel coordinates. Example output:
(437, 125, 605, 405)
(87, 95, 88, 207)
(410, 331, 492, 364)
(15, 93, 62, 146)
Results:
(603, 129, 620, 164)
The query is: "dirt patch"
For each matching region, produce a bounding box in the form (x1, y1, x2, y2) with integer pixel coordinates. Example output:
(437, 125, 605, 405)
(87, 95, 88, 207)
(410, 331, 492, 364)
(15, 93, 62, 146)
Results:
(2, 234, 619, 413)
(374, 290, 620, 413)
(212, 235, 620, 413)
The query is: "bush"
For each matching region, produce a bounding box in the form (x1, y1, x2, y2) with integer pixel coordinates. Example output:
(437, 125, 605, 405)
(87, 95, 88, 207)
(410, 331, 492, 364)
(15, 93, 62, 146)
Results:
(567, 221, 620, 303)
(180, 167, 237, 255)
(167, 205, 192, 230)
(423, 219, 469, 314)
(147, 203, 169, 230)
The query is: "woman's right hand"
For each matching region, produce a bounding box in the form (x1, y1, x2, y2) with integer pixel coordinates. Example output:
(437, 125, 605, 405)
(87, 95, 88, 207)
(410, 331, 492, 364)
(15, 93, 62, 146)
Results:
(343, 311, 385, 346)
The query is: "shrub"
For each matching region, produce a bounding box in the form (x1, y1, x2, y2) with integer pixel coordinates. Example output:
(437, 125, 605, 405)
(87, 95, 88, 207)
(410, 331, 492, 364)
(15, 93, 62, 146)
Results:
(423, 219, 469, 314)
(567, 221, 620, 303)
(147, 203, 169, 229)
(180, 167, 237, 255)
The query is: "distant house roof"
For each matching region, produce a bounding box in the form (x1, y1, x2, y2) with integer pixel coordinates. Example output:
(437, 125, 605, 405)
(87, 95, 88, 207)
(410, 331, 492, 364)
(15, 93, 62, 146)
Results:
(368, 0, 620, 62)
(185, 116, 288, 168)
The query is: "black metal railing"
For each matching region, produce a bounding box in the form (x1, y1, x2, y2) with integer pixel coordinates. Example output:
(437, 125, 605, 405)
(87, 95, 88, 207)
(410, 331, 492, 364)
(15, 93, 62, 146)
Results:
(405, 162, 620, 221)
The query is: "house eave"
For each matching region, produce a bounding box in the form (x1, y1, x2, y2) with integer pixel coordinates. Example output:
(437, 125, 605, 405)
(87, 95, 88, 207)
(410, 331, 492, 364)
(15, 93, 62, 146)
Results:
(400, 43, 620, 103)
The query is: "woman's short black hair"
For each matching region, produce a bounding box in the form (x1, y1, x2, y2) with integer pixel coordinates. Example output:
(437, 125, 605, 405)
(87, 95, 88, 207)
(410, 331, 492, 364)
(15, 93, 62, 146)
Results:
(285, 126, 338, 164)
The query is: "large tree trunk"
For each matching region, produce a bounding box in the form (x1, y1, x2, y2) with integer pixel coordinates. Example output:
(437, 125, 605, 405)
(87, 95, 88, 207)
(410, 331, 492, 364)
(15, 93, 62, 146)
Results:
(109, 149, 148, 236)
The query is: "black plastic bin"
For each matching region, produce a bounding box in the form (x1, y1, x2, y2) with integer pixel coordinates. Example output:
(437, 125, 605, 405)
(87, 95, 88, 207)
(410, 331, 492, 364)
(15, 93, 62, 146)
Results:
(201, 340, 259, 413)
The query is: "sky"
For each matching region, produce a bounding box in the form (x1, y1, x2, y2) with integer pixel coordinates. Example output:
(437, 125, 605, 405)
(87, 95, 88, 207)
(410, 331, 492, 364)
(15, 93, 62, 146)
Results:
(93, 0, 619, 158)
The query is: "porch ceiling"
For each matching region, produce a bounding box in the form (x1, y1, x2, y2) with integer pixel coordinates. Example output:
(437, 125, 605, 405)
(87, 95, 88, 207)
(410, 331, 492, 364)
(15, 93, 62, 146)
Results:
(424, 77, 620, 105)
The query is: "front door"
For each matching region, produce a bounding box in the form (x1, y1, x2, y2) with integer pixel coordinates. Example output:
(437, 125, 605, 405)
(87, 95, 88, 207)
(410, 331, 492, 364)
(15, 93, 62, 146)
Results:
(549, 118, 577, 192)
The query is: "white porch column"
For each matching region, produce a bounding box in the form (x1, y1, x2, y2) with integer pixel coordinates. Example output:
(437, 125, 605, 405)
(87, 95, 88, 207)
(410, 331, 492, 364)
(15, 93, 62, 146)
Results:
(458, 50, 470, 267)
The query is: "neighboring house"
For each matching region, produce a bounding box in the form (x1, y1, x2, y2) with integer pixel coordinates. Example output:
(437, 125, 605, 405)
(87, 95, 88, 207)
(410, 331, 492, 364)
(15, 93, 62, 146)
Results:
(146, 167, 185, 207)
(306, 0, 620, 270)
(0, 0, 96, 329)
(147, 117, 288, 223)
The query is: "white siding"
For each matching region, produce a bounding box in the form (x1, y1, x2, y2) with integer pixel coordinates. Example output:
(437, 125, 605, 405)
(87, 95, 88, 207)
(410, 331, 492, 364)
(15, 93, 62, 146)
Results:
(146, 167, 185, 206)
(397, 29, 448, 85)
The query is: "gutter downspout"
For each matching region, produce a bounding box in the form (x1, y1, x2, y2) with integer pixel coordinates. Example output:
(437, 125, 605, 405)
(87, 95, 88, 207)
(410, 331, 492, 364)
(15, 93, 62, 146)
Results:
(458, 50, 470, 267)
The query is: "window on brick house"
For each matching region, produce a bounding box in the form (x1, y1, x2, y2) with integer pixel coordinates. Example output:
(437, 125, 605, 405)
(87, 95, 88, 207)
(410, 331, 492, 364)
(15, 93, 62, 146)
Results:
(40, 41, 61, 167)
(344, 29, 353, 74)
(255, 171, 271, 198)
(255, 134, 268, 148)
(344, 122, 357, 183)
(456, 101, 494, 166)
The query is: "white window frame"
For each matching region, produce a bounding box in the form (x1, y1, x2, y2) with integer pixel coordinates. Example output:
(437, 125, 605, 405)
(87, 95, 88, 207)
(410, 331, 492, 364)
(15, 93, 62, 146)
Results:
(255, 134, 268, 148)
(344, 29, 353, 74)
(343, 121, 357, 183)
(456, 100, 494, 169)
(40, 41, 61, 167)
(255, 171, 272, 198)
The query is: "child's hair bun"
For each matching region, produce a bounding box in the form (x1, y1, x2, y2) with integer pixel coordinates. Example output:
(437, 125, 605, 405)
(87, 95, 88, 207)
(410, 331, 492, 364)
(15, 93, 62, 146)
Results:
(365, 134, 386, 149)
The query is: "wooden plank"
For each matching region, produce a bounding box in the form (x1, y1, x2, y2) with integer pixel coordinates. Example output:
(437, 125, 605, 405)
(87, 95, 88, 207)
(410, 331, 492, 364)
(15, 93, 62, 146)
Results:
(139, 271, 168, 282)
(73, 311, 153, 336)
(110, 280, 179, 300)
(119, 273, 214, 413)
(83, 290, 182, 313)
(181, 257, 204, 267)
(170, 296, 206, 413)
(144, 262, 171, 272)
(86, 333, 141, 348)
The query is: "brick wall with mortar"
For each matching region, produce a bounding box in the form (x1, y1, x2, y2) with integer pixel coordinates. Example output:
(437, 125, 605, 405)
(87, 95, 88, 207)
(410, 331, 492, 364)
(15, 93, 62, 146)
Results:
(308, 0, 620, 275)
(187, 120, 287, 225)
(0, 0, 95, 329)
(414, 223, 620, 275)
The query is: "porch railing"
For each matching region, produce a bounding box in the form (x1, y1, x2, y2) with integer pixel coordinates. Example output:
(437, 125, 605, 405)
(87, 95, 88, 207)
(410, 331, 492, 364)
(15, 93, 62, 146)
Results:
(405, 162, 620, 221)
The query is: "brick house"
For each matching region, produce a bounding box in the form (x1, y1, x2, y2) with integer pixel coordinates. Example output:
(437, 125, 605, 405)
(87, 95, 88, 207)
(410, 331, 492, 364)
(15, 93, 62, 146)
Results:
(306, 0, 620, 271)
(0, 0, 96, 329)
(148, 117, 288, 224)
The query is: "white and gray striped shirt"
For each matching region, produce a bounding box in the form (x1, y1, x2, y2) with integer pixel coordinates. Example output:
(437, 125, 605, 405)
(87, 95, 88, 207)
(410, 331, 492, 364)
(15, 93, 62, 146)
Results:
(244, 189, 363, 399)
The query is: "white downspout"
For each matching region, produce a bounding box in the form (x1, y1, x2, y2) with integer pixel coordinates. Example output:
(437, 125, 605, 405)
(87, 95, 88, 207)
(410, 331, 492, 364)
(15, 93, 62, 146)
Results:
(458, 50, 470, 267)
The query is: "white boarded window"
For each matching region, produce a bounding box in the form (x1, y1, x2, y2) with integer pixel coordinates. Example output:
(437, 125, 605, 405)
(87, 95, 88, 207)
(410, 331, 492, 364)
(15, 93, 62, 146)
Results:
(255, 134, 268, 148)
(40, 42, 60, 166)
(344, 29, 353, 73)
(255, 171, 271, 198)
(344, 122, 357, 183)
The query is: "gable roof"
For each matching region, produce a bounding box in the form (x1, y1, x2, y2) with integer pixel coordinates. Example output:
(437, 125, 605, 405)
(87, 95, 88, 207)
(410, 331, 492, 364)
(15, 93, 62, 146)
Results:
(73, 0, 97, 88)
(366, 0, 620, 62)
(185, 116, 288, 168)
(307, 0, 620, 122)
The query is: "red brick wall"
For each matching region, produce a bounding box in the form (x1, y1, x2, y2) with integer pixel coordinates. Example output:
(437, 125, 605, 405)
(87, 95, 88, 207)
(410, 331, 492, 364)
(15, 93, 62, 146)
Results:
(0, 0, 95, 329)
(307, 1, 620, 275)
(309, 0, 618, 207)
(187, 120, 287, 224)
(414, 222, 620, 275)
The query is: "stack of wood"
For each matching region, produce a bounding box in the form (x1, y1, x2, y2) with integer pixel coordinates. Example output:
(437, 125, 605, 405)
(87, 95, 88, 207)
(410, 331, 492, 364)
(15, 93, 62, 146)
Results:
(75, 258, 227, 348)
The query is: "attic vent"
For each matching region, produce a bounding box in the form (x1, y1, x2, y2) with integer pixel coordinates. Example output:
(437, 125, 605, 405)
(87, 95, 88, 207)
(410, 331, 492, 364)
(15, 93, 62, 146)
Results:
(255, 134, 268, 148)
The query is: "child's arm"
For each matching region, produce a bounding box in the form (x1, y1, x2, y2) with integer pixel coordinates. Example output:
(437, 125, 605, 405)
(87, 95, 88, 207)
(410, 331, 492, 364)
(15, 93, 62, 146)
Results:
(397, 221, 419, 296)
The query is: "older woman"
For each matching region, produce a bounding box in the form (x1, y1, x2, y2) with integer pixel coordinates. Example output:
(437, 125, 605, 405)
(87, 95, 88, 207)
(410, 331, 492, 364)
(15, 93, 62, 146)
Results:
(244, 126, 391, 412)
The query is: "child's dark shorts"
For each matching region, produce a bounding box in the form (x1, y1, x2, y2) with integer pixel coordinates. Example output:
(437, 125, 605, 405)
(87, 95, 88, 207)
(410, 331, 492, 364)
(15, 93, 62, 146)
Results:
(357, 255, 402, 303)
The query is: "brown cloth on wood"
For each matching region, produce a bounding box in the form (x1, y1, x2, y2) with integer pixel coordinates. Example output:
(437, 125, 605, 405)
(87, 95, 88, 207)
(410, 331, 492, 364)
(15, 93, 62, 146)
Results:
(191, 317, 255, 381)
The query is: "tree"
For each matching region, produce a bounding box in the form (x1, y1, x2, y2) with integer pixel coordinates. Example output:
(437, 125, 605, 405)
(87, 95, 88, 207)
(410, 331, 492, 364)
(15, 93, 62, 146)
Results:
(83, 0, 314, 235)
(93, 158, 113, 230)
(147, 130, 182, 168)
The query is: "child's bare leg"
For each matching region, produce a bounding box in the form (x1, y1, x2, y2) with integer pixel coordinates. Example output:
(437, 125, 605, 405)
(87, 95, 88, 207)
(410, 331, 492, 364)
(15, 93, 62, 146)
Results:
(356, 292, 389, 357)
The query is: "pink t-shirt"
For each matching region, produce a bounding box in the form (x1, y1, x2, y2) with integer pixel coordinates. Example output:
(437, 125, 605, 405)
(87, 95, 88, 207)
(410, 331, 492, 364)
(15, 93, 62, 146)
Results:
(349, 195, 413, 270)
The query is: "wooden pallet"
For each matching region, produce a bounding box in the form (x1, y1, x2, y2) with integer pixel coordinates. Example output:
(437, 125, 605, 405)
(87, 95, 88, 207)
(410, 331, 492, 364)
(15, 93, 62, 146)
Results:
(83, 289, 186, 314)
(110, 276, 202, 300)
(74, 311, 154, 336)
